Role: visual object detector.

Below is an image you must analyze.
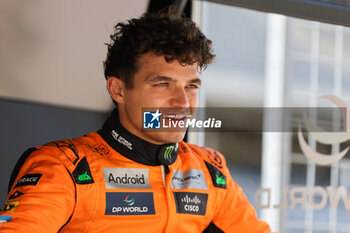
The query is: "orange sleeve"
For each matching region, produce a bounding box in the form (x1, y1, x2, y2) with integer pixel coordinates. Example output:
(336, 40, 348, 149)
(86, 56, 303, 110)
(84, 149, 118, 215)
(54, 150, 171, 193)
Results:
(211, 154, 272, 233)
(0, 148, 75, 233)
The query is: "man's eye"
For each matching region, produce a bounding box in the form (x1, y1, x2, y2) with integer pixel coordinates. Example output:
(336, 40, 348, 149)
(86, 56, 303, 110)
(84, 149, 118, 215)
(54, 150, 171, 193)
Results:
(153, 83, 169, 87)
(186, 84, 199, 89)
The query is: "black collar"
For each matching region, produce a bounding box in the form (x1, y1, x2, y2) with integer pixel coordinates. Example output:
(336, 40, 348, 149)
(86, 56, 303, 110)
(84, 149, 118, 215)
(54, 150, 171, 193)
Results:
(98, 109, 178, 166)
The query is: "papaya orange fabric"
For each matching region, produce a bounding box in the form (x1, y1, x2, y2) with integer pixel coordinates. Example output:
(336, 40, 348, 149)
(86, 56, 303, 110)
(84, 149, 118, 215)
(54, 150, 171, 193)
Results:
(0, 132, 271, 232)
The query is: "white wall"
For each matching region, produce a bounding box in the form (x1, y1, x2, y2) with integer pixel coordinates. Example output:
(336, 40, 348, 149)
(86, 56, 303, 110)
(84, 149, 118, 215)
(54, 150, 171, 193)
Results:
(0, 0, 148, 112)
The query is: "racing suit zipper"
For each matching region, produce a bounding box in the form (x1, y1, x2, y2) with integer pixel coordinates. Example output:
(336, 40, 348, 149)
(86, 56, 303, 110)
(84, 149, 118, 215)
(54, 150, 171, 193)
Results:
(162, 165, 180, 233)
(161, 165, 166, 186)
(161, 165, 170, 186)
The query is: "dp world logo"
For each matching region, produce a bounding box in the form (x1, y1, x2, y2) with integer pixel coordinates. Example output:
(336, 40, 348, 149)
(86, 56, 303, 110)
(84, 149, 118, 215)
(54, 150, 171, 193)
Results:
(143, 110, 161, 129)
(298, 95, 350, 166)
(123, 195, 135, 206)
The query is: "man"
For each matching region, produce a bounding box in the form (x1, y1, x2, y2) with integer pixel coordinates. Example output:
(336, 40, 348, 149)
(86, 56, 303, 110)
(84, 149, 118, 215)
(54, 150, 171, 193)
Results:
(0, 8, 272, 233)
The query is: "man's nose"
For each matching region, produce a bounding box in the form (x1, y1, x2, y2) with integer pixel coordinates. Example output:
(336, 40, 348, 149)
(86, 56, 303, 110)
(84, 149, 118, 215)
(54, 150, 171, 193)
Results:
(169, 88, 190, 108)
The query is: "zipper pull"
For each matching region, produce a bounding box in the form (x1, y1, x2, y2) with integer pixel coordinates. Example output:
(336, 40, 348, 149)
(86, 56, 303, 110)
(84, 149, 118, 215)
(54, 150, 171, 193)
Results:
(164, 165, 170, 175)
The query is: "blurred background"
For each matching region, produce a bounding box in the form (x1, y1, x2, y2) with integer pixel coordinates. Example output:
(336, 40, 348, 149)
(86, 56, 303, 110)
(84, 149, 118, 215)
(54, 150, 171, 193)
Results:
(2, 0, 350, 232)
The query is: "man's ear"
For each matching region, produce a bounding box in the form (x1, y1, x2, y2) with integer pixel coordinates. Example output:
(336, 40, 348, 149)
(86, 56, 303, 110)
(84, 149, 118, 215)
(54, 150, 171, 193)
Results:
(107, 76, 125, 104)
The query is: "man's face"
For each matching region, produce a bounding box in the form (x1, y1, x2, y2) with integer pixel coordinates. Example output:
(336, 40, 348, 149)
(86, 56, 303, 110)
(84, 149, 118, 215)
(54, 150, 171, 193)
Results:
(108, 52, 201, 145)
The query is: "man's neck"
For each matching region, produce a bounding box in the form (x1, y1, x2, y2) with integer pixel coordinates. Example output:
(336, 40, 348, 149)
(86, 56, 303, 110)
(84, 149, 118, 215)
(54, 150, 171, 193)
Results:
(98, 109, 179, 166)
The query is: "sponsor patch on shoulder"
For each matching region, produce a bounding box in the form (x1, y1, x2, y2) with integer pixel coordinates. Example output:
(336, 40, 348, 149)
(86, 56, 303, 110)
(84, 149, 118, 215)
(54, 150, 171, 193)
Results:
(73, 157, 94, 185)
(204, 161, 226, 189)
(105, 192, 155, 215)
(0, 215, 12, 223)
(173, 192, 208, 215)
(14, 174, 42, 189)
(0, 201, 19, 213)
(171, 169, 208, 190)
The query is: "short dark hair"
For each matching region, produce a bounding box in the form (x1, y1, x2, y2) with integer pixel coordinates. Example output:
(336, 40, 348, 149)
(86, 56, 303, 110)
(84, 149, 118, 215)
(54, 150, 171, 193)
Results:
(103, 7, 215, 88)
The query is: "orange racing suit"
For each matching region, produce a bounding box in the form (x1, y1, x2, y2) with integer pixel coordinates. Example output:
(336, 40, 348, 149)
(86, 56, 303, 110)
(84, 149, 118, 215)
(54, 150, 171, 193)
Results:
(0, 110, 271, 232)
